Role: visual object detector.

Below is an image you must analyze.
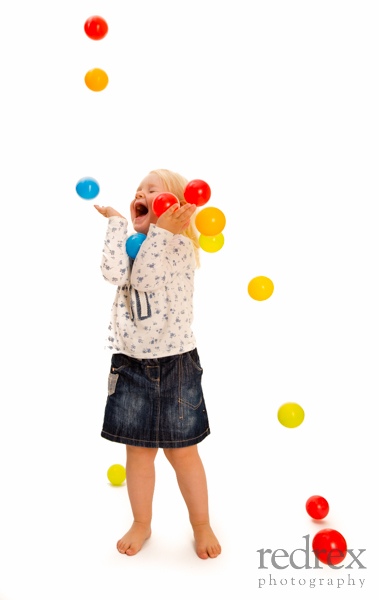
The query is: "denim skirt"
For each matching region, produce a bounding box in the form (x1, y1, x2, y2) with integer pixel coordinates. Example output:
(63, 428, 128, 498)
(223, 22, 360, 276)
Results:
(100, 348, 211, 449)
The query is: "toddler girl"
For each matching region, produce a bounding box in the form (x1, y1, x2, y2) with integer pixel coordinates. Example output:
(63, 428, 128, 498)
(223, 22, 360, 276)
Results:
(94, 169, 221, 560)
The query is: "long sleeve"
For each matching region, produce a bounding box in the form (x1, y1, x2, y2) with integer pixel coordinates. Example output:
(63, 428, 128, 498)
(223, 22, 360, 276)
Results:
(100, 216, 130, 286)
(130, 223, 195, 292)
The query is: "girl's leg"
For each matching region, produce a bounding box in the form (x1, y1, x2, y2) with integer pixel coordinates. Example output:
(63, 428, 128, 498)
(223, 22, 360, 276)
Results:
(117, 445, 159, 556)
(164, 445, 222, 559)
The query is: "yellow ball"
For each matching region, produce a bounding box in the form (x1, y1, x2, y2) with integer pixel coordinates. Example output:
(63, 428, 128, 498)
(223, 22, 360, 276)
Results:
(107, 464, 126, 486)
(247, 276, 274, 301)
(277, 403, 305, 428)
(195, 207, 226, 236)
(199, 233, 224, 253)
(85, 68, 109, 92)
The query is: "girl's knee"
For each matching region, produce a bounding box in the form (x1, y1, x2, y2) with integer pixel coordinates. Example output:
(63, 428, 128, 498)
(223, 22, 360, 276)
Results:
(164, 445, 198, 464)
(126, 445, 159, 460)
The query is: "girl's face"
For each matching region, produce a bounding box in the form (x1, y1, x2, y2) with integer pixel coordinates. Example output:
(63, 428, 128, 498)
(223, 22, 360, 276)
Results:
(130, 173, 166, 235)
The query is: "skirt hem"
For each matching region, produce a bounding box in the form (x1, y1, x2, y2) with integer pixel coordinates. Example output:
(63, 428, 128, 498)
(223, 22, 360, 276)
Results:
(100, 427, 211, 448)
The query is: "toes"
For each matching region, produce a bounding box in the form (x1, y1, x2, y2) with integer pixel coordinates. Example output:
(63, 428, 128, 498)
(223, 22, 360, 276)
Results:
(197, 547, 208, 559)
(209, 545, 221, 558)
(126, 543, 140, 556)
(117, 543, 129, 554)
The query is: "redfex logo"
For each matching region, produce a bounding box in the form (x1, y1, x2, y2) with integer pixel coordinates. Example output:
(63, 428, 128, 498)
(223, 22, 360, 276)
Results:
(257, 535, 367, 589)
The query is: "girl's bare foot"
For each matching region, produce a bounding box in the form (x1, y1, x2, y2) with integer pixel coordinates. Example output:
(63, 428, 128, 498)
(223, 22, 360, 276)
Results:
(192, 523, 222, 559)
(117, 521, 152, 556)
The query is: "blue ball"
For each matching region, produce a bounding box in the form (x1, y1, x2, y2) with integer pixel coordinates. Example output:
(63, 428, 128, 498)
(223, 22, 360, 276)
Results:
(76, 177, 100, 200)
(126, 233, 147, 259)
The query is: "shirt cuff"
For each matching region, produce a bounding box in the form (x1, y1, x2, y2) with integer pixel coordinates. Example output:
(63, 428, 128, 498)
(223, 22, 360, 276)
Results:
(108, 216, 127, 223)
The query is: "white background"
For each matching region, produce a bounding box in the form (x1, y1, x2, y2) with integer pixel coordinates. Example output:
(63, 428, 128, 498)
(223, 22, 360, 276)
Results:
(1, 0, 378, 598)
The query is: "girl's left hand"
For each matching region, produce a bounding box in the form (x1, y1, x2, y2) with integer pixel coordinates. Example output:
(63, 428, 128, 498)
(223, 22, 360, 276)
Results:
(155, 203, 196, 235)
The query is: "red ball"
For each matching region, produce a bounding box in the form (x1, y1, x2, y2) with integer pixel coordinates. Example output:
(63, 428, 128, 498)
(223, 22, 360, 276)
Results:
(184, 179, 211, 207)
(152, 193, 180, 218)
(84, 16, 108, 40)
(306, 495, 329, 520)
(312, 529, 347, 566)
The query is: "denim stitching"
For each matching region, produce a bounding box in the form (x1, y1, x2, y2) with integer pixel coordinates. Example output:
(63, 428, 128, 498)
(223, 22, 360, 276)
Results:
(187, 350, 203, 372)
(101, 427, 210, 443)
(179, 396, 203, 410)
(147, 366, 160, 381)
(178, 354, 183, 420)
(156, 380, 161, 444)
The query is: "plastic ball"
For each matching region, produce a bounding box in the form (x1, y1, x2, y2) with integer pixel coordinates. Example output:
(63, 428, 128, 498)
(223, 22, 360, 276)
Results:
(306, 495, 329, 520)
(199, 233, 224, 253)
(107, 464, 126, 486)
(85, 68, 109, 92)
(76, 177, 100, 199)
(126, 233, 147, 259)
(277, 403, 305, 428)
(84, 16, 108, 40)
(195, 207, 226, 236)
(152, 193, 180, 218)
(247, 276, 274, 301)
(184, 179, 211, 207)
(312, 529, 347, 566)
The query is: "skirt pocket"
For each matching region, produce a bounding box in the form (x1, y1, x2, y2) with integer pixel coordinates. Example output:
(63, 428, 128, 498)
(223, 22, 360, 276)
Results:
(179, 351, 204, 412)
(187, 348, 203, 372)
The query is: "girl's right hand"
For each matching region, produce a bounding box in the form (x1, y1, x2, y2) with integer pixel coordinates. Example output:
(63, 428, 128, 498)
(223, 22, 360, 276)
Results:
(94, 205, 126, 219)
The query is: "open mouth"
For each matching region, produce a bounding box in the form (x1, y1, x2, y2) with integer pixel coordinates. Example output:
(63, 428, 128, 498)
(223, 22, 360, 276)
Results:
(134, 201, 149, 222)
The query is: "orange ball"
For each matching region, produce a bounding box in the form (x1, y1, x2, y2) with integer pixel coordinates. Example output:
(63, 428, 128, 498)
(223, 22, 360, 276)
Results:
(195, 207, 226, 236)
(84, 68, 109, 92)
(248, 276, 274, 301)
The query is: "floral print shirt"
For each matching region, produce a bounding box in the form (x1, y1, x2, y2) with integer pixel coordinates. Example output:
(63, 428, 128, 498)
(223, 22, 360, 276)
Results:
(100, 217, 197, 358)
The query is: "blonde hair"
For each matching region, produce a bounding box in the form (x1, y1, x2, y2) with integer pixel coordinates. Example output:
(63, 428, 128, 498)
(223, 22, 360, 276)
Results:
(149, 169, 201, 269)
